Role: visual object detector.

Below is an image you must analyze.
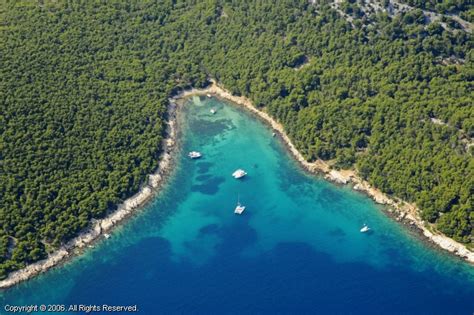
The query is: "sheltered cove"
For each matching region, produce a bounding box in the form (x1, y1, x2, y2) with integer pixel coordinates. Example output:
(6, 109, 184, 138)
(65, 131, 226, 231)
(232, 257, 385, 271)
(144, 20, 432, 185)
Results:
(177, 80, 474, 265)
(1, 80, 473, 289)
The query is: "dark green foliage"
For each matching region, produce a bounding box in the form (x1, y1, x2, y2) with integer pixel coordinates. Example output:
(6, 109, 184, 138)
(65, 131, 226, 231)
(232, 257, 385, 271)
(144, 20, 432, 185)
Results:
(398, 0, 473, 15)
(0, 0, 472, 277)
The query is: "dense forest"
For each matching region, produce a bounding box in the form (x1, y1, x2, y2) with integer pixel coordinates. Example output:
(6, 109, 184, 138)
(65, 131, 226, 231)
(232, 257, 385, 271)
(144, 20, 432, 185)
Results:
(398, 0, 474, 21)
(0, 0, 472, 279)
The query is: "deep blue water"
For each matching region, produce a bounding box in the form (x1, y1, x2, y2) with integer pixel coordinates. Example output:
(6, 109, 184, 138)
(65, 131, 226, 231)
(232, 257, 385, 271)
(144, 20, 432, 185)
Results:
(2, 96, 474, 314)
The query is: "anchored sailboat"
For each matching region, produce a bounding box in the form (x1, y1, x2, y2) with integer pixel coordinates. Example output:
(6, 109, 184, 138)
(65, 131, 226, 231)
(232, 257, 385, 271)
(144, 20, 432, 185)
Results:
(188, 151, 202, 159)
(232, 169, 247, 179)
(360, 224, 370, 233)
(234, 194, 246, 215)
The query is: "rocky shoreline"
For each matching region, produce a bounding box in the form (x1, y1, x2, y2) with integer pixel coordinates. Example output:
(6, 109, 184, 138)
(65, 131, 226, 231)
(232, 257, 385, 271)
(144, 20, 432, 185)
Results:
(186, 80, 474, 265)
(1, 80, 472, 289)
(0, 99, 183, 289)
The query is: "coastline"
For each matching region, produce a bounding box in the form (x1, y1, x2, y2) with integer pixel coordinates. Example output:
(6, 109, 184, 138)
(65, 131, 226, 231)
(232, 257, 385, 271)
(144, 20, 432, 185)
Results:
(0, 98, 184, 289)
(1, 80, 472, 289)
(184, 79, 474, 264)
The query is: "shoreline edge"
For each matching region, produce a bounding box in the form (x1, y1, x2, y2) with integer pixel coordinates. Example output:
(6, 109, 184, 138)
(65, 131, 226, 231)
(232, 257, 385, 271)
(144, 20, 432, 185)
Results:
(1, 79, 472, 289)
(0, 94, 185, 289)
(189, 80, 474, 265)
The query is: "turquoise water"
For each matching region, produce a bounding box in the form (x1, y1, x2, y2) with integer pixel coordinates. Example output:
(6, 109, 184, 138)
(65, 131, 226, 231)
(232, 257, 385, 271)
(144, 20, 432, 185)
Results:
(2, 96, 474, 314)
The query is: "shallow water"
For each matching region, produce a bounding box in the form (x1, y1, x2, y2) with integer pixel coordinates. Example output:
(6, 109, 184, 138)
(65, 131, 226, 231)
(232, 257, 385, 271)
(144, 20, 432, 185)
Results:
(2, 97, 474, 314)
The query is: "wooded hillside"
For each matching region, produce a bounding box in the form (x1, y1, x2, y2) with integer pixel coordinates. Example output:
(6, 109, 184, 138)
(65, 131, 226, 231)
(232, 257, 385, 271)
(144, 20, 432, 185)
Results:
(0, 0, 472, 279)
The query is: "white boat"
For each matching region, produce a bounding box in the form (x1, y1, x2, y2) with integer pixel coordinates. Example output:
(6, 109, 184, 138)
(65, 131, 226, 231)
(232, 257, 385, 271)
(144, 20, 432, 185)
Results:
(272, 132, 276, 137)
(104, 233, 111, 239)
(207, 93, 212, 98)
(210, 108, 216, 114)
(360, 224, 370, 233)
(188, 151, 202, 159)
(234, 195, 246, 214)
(232, 169, 247, 179)
(235, 204, 246, 214)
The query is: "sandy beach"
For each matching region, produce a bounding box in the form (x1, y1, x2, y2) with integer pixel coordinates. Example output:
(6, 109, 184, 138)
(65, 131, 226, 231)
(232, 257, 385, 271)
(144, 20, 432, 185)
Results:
(1, 80, 472, 289)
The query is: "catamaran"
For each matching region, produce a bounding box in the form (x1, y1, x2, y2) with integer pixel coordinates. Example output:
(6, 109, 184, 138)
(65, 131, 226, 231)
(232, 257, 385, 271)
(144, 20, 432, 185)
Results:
(232, 169, 247, 179)
(234, 195, 246, 214)
(360, 224, 370, 233)
(188, 151, 202, 159)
